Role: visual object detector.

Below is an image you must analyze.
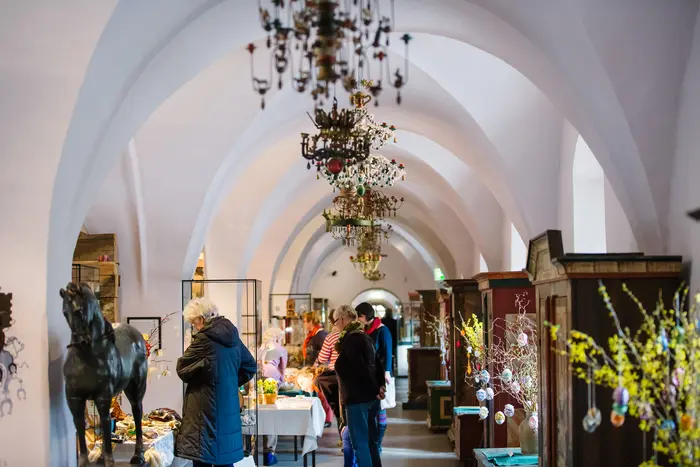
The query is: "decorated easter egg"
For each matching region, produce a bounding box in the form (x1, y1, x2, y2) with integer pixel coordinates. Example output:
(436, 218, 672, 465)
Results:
(661, 419, 676, 431)
(480, 370, 490, 384)
(517, 332, 529, 347)
(528, 414, 538, 430)
(680, 414, 695, 431)
(612, 402, 628, 415)
(476, 389, 487, 402)
(613, 386, 629, 406)
(511, 381, 521, 393)
(479, 406, 489, 420)
(485, 388, 494, 401)
(673, 367, 685, 387)
(582, 407, 602, 433)
(522, 375, 533, 388)
(495, 411, 506, 425)
(610, 411, 625, 427)
(501, 368, 513, 383)
(504, 404, 515, 418)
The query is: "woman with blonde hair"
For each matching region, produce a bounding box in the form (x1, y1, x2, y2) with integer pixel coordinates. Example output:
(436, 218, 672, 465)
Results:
(176, 298, 257, 467)
(333, 304, 385, 467)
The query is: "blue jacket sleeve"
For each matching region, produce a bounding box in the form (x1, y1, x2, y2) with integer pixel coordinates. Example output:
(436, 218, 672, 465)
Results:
(378, 326, 393, 375)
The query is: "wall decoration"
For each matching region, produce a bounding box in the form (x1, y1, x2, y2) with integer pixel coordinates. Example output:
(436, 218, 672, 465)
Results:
(0, 289, 27, 419)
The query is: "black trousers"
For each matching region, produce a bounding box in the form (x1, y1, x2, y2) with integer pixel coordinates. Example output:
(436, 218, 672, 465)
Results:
(315, 370, 341, 426)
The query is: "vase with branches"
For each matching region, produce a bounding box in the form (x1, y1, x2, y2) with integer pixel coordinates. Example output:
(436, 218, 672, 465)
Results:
(426, 314, 450, 380)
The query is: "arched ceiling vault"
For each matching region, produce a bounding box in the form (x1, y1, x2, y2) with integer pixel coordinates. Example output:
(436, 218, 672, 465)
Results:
(49, 0, 682, 296)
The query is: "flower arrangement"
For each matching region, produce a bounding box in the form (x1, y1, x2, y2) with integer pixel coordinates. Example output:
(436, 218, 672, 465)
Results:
(262, 378, 279, 395)
(458, 292, 539, 425)
(547, 282, 700, 467)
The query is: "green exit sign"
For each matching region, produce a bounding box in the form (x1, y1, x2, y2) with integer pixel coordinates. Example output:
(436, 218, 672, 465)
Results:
(433, 268, 445, 281)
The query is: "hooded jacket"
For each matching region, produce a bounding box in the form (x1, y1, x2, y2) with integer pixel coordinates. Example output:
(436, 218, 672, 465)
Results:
(175, 316, 257, 465)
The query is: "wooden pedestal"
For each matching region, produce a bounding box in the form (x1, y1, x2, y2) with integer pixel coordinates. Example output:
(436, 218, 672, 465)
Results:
(426, 380, 452, 431)
(403, 347, 441, 409)
(453, 406, 483, 461)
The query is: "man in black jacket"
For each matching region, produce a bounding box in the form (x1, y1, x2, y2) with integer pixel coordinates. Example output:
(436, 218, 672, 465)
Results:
(333, 305, 385, 467)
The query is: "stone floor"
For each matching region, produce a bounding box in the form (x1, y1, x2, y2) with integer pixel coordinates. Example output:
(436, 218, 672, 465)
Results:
(272, 378, 460, 467)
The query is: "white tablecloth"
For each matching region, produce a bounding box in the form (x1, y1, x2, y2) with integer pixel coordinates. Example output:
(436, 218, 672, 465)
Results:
(242, 396, 326, 455)
(115, 430, 175, 467)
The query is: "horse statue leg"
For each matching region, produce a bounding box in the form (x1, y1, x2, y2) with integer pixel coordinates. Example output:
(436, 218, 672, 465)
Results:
(124, 374, 147, 464)
(95, 396, 115, 467)
(67, 396, 90, 467)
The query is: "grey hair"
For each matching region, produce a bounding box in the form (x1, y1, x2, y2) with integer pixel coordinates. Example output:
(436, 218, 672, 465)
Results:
(333, 304, 357, 322)
(183, 297, 219, 324)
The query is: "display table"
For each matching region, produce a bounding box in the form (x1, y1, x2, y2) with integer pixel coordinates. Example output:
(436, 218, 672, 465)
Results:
(426, 380, 452, 431)
(243, 396, 325, 466)
(474, 448, 538, 467)
(113, 429, 192, 467)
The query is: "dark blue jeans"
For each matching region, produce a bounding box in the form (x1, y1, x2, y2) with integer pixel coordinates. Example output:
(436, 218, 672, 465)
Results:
(193, 462, 233, 467)
(341, 425, 357, 467)
(345, 400, 382, 467)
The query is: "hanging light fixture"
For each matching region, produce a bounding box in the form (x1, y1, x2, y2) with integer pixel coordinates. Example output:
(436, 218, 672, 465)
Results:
(364, 269, 386, 282)
(248, 0, 412, 109)
(322, 188, 394, 246)
(316, 153, 406, 190)
(301, 87, 396, 172)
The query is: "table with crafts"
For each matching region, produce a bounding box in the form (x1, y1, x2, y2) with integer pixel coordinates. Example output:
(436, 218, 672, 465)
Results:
(243, 396, 326, 467)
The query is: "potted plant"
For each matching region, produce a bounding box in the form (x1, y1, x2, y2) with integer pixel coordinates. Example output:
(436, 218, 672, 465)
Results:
(262, 378, 279, 404)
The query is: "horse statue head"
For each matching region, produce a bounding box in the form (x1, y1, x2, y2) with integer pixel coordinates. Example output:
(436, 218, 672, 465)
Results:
(60, 282, 107, 348)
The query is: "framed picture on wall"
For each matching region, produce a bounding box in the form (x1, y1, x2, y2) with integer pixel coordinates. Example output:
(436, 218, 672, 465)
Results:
(127, 317, 162, 350)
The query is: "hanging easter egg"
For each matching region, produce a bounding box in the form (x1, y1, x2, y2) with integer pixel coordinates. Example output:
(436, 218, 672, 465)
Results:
(479, 406, 489, 420)
(485, 388, 494, 401)
(474, 350, 481, 358)
(326, 158, 344, 175)
(658, 329, 669, 351)
(475, 375, 481, 384)
(638, 403, 653, 421)
(680, 414, 695, 431)
(466, 346, 473, 354)
(480, 370, 490, 384)
(528, 414, 538, 430)
(511, 381, 521, 393)
(495, 411, 506, 425)
(501, 368, 513, 383)
(661, 419, 676, 431)
(582, 407, 602, 433)
(356, 184, 366, 197)
(612, 403, 628, 416)
(522, 375, 533, 388)
(476, 389, 487, 402)
(613, 386, 629, 406)
(504, 404, 515, 418)
(610, 411, 625, 427)
(517, 332, 529, 347)
(672, 367, 685, 387)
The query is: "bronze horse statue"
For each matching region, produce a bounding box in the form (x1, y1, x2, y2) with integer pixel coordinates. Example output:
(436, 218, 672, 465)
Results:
(61, 283, 148, 467)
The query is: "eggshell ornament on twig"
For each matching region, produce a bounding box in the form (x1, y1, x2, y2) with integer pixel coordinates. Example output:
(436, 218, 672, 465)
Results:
(476, 389, 487, 402)
(485, 387, 494, 401)
(504, 404, 515, 417)
(495, 411, 506, 425)
(479, 406, 489, 420)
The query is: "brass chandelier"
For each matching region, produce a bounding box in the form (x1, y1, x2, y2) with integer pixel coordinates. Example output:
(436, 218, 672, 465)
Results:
(317, 152, 406, 190)
(350, 227, 388, 278)
(364, 269, 385, 282)
(301, 89, 396, 171)
(248, 0, 412, 109)
(322, 190, 396, 246)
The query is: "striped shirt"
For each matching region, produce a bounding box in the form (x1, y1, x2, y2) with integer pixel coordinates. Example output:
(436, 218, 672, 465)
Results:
(314, 330, 340, 370)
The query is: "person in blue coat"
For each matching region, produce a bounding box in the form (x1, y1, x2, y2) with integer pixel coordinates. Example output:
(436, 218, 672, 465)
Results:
(355, 302, 393, 454)
(176, 298, 257, 467)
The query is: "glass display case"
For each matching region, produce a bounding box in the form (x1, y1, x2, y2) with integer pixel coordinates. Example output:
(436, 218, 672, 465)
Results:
(268, 293, 311, 367)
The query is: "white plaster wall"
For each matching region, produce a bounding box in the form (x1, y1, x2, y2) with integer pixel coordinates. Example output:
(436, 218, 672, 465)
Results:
(605, 178, 639, 253)
(670, 9, 700, 290)
(510, 224, 528, 271)
(558, 120, 578, 252)
(573, 137, 607, 253)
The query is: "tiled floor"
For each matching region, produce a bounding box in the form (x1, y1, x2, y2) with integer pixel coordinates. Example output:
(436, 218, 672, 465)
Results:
(273, 378, 461, 467)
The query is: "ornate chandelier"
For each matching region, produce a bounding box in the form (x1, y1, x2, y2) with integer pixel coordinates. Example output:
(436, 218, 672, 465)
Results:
(316, 152, 406, 190)
(248, 0, 412, 109)
(364, 269, 385, 282)
(322, 187, 402, 222)
(322, 191, 394, 246)
(301, 90, 396, 171)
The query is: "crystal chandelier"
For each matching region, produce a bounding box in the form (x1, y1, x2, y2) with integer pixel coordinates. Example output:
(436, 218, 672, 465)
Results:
(364, 269, 385, 281)
(301, 90, 396, 170)
(322, 187, 403, 222)
(350, 227, 388, 276)
(316, 153, 406, 190)
(322, 195, 393, 246)
(248, 0, 412, 109)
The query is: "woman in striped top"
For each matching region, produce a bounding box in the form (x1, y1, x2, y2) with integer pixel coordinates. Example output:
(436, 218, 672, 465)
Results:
(314, 310, 342, 428)
(314, 329, 340, 370)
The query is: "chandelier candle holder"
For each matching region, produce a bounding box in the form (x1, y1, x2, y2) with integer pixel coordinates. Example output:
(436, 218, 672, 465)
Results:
(364, 269, 385, 282)
(249, 0, 413, 109)
(317, 153, 406, 191)
(301, 89, 397, 173)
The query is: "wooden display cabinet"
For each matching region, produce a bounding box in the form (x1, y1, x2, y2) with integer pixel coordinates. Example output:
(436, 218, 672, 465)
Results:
(426, 380, 453, 431)
(473, 272, 535, 449)
(526, 230, 683, 467)
(73, 233, 120, 323)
